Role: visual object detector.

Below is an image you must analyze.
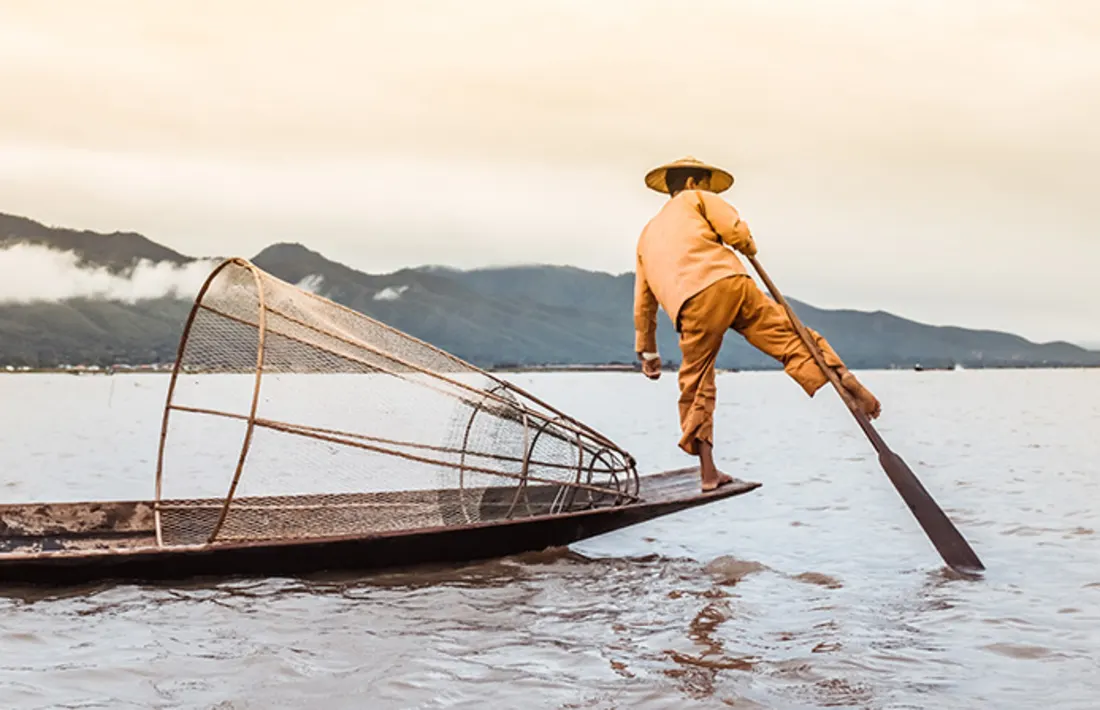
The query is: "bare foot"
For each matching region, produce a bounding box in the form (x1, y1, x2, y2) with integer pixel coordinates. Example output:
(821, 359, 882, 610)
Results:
(840, 370, 882, 419)
(702, 472, 734, 492)
(696, 439, 733, 491)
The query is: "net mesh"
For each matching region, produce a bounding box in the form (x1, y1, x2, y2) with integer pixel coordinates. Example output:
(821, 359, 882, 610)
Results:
(154, 259, 639, 546)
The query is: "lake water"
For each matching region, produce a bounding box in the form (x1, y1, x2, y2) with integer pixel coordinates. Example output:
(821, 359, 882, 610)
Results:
(0, 369, 1097, 709)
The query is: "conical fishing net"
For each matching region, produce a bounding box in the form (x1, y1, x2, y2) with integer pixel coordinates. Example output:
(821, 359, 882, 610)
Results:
(154, 259, 640, 546)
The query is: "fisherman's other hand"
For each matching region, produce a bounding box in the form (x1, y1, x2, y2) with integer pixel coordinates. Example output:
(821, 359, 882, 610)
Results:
(641, 356, 662, 380)
(740, 233, 757, 257)
(737, 222, 757, 257)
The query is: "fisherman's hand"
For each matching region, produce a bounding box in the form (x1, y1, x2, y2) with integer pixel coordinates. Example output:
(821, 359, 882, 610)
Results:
(640, 354, 662, 380)
(739, 226, 757, 257)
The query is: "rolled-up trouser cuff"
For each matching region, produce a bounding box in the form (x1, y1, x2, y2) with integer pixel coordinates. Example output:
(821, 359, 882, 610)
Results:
(678, 417, 713, 456)
(788, 358, 830, 396)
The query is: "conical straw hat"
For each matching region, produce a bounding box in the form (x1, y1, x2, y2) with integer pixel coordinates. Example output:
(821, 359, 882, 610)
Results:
(644, 156, 734, 194)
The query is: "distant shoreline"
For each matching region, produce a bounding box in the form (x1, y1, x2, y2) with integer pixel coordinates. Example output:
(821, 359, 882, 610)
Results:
(493, 364, 1100, 373)
(3, 363, 1098, 376)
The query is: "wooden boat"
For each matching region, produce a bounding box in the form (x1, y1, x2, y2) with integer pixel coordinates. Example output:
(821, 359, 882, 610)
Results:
(0, 470, 758, 585)
(0, 259, 760, 586)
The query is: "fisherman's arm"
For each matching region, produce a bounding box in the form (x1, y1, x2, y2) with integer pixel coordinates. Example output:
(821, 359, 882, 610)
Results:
(699, 192, 757, 256)
(633, 255, 661, 378)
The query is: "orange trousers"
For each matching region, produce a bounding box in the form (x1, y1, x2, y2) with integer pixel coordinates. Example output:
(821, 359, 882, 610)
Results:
(675, 275, 845, 455)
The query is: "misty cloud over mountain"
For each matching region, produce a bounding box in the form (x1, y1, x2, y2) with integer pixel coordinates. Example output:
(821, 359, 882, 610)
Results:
(0, 243, 219, 305)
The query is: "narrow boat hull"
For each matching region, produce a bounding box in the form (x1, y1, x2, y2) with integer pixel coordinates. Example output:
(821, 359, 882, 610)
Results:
(0, 469, 759, 586)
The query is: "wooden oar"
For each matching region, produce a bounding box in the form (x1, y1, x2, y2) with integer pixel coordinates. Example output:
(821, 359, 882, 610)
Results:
(746, 255, 985, 576)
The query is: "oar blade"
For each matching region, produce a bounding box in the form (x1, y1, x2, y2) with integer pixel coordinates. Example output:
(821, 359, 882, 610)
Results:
(878, 449, 985, 575)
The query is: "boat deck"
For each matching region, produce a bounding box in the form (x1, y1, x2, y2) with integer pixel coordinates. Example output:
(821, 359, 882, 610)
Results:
(0, 468, 760, 585)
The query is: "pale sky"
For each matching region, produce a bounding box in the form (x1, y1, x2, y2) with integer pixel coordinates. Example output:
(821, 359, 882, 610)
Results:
(1, 1, 1097, 344)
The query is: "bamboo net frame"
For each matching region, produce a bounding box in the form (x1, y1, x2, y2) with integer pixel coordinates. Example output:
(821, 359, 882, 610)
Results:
(152, 258, 639, 547)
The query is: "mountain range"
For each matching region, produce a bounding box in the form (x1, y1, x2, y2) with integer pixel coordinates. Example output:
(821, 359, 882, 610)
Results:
(2, 211, 1098, 371)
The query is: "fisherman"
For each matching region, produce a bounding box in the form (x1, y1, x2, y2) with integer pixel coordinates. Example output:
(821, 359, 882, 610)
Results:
(633, 156, 882, 492)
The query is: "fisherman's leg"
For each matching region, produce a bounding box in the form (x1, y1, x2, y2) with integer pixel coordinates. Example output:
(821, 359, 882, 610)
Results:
(676, 327, 722, 456)
(730, 278, 881, 418)
(678, 336, 732, 491)
(677, 279, 741, 490)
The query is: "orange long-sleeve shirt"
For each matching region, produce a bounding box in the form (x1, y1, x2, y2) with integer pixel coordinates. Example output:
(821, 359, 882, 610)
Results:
(633, 189, 757, 354)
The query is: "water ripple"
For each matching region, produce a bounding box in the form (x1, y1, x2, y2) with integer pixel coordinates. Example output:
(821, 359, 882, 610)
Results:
(0, 370, 1098, 708)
